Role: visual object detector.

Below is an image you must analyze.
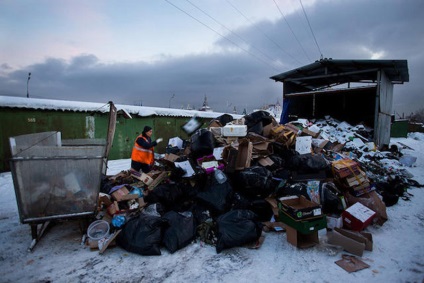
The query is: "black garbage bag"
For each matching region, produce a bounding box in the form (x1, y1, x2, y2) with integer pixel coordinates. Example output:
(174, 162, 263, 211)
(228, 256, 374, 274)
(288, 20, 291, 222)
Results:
(232, 193, 274, 222)
(375, 180, 402, 207)
(116, 214, 166, 256)
(320, 182, 345, 214)
(162, 211, 196, 254)
(244, 110, 273, 135)
(216, 209, 263, 253)
(196, 178, 233, 217)
(246, 122, 264, 136)
(144, 183, 187, 213)
(190, 129, 215, 159)
(288, 153, 329, 173)
(244, 110, 273, 127)
(100, 175, 115, 194)
(209, 114, 234, 127)
(276, 182, 310, 200)
(233, 166, 274, 198)
(268, 155, 286, 170)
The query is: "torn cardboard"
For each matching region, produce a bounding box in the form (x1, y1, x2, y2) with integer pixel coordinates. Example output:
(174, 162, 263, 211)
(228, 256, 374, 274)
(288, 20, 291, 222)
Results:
(335, 254, 370, 273)
(327, 227, 372, 256)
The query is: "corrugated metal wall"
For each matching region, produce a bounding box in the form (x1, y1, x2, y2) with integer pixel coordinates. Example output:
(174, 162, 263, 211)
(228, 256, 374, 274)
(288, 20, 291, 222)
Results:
(0, 107, 211, 172)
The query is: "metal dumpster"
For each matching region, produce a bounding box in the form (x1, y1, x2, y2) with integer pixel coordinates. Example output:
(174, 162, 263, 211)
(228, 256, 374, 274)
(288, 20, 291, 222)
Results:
(10, 132, 106, 223)
(8, 102, 118, 251)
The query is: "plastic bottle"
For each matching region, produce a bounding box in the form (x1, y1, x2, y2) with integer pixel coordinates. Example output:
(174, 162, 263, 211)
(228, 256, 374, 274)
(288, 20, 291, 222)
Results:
(214, 168, 227, 184)
(111, 215, 126, 228)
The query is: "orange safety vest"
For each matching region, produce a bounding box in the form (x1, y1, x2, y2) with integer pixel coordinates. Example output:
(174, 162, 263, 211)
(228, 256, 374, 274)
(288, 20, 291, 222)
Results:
(131, 135, 154, 165)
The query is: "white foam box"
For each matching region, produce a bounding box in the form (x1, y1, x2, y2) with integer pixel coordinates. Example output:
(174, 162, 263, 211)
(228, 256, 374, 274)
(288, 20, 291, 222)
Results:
(222, 124, 247, 137)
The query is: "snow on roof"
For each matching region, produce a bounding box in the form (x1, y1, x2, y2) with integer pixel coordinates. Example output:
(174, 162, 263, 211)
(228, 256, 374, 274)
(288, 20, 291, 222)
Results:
(0, 96, 242, 119)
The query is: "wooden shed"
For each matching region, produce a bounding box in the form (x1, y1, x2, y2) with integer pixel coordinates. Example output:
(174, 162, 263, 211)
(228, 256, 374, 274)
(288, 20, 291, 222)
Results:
(270, 59, 409, 148)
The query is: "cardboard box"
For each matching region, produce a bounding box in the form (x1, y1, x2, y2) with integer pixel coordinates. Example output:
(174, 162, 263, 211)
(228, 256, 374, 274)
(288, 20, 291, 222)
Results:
(285, 225, 319, 249)
(342, 202, 376, 231)
(235, 139, 253, 171)
(278, 209, 327, 234)
(327, 227, 373, 256)
(146, 171, 169, 190)
(258, 157, 274, 167)
(222, 146, 238, 173)
(130, 171, 154, 186)
(332, 159, 361, 178)
(301, 128, 320, 138)
(252, 141, 273, 157)
(265, 197, 279, 217)
(111, 186, 130, 202)
(279, 195, 323, 220)
(164, 153, 179, 162)
(106, 201, 119, 215)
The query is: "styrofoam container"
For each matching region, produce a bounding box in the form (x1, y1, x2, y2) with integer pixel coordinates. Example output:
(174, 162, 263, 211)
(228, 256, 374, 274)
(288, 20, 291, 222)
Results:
(222, 124, 247, 137)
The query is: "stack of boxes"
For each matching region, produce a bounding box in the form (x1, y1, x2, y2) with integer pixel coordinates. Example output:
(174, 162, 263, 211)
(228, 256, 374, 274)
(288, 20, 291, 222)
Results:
(332, 159, 373, 196)
(278, 195, 327, 248)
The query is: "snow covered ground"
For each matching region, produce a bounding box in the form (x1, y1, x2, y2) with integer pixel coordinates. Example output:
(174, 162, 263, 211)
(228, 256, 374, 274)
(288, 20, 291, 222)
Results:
(0, 134, 423, 283)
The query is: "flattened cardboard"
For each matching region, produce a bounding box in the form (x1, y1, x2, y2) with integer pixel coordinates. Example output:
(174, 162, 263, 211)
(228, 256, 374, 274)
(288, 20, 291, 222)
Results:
(147, 171, 169, 190)
(335, 255, 370, 273)
(335, 227, 373, 251)
(327, 230, 365, 256)
(164, 153, 179, 162)
(258, 157, 274, 167)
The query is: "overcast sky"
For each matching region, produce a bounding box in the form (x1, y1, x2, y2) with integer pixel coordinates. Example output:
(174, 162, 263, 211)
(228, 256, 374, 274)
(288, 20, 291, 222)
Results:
(1, 0, 423, 115)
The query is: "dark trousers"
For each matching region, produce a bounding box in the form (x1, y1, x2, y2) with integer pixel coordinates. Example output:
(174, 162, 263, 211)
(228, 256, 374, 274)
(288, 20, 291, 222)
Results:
(131, 160, 152, 173)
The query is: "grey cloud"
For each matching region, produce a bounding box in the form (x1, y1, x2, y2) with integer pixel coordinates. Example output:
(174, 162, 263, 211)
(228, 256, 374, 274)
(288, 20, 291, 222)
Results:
(1, 0, 423, 115)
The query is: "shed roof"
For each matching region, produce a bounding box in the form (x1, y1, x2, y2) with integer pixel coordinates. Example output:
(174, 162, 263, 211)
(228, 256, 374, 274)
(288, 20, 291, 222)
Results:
(270, 59, 409, 90)
(0, 96, 241, 119)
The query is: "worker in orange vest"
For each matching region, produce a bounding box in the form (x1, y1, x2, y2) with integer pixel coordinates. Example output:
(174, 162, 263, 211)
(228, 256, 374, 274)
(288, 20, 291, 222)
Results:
(131, 126, 163, 173)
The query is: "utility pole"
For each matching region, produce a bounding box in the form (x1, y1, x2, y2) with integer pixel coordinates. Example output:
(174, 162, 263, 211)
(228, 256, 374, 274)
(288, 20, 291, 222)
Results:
(26, 72, 31, 98)
(169, 93, 175, 108)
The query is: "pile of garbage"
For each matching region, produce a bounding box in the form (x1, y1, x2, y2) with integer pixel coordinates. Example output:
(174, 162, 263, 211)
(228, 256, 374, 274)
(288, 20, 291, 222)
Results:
(91, 111, 421, 257)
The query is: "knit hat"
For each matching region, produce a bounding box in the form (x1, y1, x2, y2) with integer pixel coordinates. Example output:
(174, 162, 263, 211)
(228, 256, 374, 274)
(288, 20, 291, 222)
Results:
(142, 126, 152, 135)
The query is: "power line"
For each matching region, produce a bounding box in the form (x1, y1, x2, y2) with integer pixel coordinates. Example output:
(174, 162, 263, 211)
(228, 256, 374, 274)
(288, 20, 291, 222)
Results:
(272, 0, 311, 62)
(185, 0, 281, 68)
(299, 0, 323, 59)
(164, 0, 280, 72)
(225, 0, 302, 65)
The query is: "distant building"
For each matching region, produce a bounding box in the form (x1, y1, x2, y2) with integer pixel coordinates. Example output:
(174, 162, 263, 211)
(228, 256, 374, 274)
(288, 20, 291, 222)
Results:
(254, 100, 282, 119)
(198, 95, 213, 112)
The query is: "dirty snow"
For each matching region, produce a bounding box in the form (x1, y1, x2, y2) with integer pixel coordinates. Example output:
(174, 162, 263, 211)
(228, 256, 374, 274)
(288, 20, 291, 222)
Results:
(0, 134, 423, 283)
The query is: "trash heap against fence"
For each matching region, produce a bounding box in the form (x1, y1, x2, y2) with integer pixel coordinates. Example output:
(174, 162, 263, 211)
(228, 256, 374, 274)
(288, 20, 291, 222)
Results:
(91, 111, 421, 258)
